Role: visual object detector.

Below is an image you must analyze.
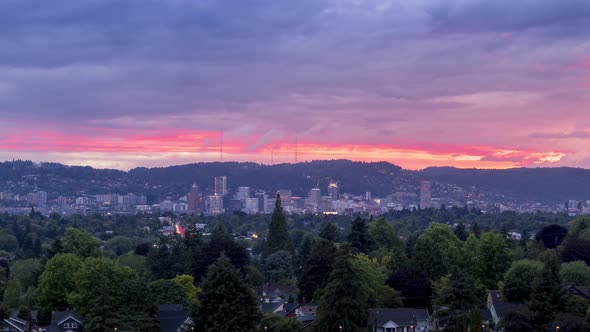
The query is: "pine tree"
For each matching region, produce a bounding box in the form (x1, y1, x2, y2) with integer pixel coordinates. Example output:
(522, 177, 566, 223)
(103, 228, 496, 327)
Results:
(315, 247, 366, 332)
(347, 217, 373, 254)
(197, 256, 261, 332)
(298, 239, 337, 302)
(263, 194, 293, 258)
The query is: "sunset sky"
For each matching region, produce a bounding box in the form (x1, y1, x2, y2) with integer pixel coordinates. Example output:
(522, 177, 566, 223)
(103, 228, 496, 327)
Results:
(1, 0, 589, 170)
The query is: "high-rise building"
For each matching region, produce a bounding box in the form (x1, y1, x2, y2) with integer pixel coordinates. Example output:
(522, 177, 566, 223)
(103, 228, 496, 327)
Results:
(208, 195, 224, 214)
(244, 198, 259, 214)
(255, 192, 268, 213)
(237, 187, 251, 201)
(214, 176, 228, 196)
(420, 181, 432, 209)
(188, 183, 205, 212)
(277, 189, 292, 207)
(307, 188, 321, 210)
(328, 181, 339, 201)
(365, 191, 372, 202)
(27, 191, 47, 206)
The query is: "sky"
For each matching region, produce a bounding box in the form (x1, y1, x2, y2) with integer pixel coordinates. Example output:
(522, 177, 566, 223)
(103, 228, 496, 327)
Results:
(0, 0, 589, 170)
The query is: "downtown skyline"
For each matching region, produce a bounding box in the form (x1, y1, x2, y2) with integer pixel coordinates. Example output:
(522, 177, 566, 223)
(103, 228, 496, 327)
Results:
(0, 0, 589, 170)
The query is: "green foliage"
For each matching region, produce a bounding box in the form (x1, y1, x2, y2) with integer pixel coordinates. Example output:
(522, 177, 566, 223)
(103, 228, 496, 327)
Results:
(315, 248, 366, 332)
(347, 217, 373, 254)
(501, 310, 534, 332)
(298, 239, 337, 302)
(149, 279, 189, 308)
(246, 265, 265, 287)
(260, 314, 300, 332)
(263, 194, 294, 258)
(116, 253, 149, 280)
(197, 256, 260, 332)
(319, 222, 339, 242)
(454, 223, 469, 241)
(38, 253, 83, 318)
(529, 250, 566, 328)
(413, 236, 447, 280)
(549, 313, 590, 332)
(502, 259, 543, 302)
(174, 274, 200, 308)
(264, 250, 294, 283)
(434, 268, 481, 311)
(62, 227, 101, 258)
(351, 254, 401, 308)
(69, 257, 136, 332)
(117, 278, 159, 331)
(3, 278, 22, 309)
(104, 236, 134, 256)
(0, 234, 18, 252)
(10, 258, 41, 291)
(560, 261, 590, 286)
(479, 232, 512, 289)
(564, 294, 590, 317)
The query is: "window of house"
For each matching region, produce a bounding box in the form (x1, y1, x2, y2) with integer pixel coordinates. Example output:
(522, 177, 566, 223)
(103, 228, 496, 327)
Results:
(63, 322, 78, 328)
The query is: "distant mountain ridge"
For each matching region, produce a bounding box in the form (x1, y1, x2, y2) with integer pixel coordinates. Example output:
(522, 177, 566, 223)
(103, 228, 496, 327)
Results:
(0, 159, 589, 204)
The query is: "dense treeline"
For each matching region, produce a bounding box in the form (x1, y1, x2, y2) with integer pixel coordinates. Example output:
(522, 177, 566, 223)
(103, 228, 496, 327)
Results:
(0, 202, 589, 331)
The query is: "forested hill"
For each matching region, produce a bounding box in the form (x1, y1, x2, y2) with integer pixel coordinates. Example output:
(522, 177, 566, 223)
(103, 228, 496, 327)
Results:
(420, 166, 590, 203)
(1, 159, 590, 203)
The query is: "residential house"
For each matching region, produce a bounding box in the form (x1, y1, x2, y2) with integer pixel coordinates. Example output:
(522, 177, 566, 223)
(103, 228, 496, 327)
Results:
(566, 285, 590, 302)
(368, 308, 430, 332)
(487, 290, 525, 329)
(48, 310, 84, 332)
(159, 304, 193, 332)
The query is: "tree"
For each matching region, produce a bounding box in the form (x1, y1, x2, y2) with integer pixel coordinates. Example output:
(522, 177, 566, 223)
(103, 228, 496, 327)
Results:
(193, 225, 250, 282)
(479, 232, 512, 289)
(104, 236, 134, 256)
(149, 279, 189, 308)
(3, 278, 21, 309)
(434, 268, 480, 311)
(62, 227, 101, 258)
(560, 261, 590, 286)
(298, 239, 337, 302)
(246, 266, 265, 287)
(259, 314, 300, 332)
(117, 253, 149, 280)
(117, 278, 159, 331)
(351, 254, 401, 308)
(454, 223, 469, 241)
(548, 313, 589, 332)
(69, 257, 136, 332)
(412, 236, 447, 280)
(0, 234, 18, 252)
(535, 224, 568, 249)
(387, 267, 432, 308)
(319, 222, 339, 242)
(501, 310, 534, 332)
(347, 217, 373, 254)
(368, 217, 403, 252)
(10, 258, 41, 291)
(263, 194, 294, 258)
(197, 256, 260, 332)
(264, 250, 294, 283)
(529, 250, 566, 328)
(503, 260, 543, 302)
(472, 222, 482, 238)
(38, 253, 83, 318)
(314, 248, 366, 332)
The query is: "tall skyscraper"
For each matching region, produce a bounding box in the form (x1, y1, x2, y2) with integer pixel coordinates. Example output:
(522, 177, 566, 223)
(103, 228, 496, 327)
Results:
(420, 181, 432, 209)
(307, 188, 321, 210)
(214, 176, 227, 196)
(188, 183, 205, 212)
(277, 189, 292, 207)
(328, 181, 339, 201)
(237, 187, 251, 201)
(207, 195, 224, 214)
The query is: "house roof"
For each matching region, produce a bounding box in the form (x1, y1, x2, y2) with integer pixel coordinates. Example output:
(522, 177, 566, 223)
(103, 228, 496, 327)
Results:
(159, 304, 192, 332)
(260, 301, 285, 313)
(3, 317, 25, 332)
(368, 308, 430, 327)
(567, 285, 590, 300)
(49, 310, 83, 332)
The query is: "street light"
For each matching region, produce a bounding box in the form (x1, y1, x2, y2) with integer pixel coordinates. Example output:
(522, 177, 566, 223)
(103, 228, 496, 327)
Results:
(482, 325, 485, 332)
(410, 325, 414, 332)
(556, 326, 560, 332)
(339, 325, 343, 332)
(264, 326, 268, 332)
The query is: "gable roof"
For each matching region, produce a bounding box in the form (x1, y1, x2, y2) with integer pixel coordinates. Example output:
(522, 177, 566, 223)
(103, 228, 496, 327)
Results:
(368, 308, 430, 327)
(159, 304, 192, 332)
(567, 285, 590, 300)
(2, 317, 25, 332)
(50, 310, 83, 331)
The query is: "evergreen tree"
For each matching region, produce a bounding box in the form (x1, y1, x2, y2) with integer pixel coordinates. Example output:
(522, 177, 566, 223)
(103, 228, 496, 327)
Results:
(472, 222, 482, 238)
(263, 194, 293, 258)
(319, 222, 339, 242)
(298, 239, 337, 302)
(197, 256, 260, 332)
(347, 217, 373, 254)
(454, 223, 469, 241)
(314, 248, 366, 332)
(529, 250, 566, 329)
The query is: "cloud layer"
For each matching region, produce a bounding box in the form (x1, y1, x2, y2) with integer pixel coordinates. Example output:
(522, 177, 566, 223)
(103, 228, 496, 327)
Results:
(0, 0, 589, 169)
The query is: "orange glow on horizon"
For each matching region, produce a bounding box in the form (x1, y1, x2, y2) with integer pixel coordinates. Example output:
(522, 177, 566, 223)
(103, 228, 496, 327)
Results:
(0, 129, 567, 170)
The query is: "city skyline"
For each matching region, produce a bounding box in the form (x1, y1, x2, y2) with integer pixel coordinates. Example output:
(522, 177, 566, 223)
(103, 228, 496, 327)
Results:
(1, 1, 589, 170)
